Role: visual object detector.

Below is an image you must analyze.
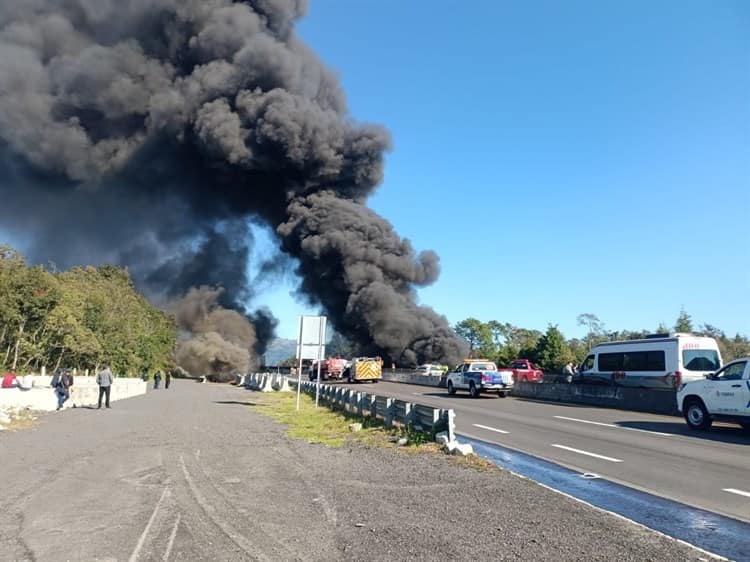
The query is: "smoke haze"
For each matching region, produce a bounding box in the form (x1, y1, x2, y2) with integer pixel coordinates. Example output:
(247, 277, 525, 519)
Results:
(172, 286, 256, 378)
(0, 0, 468, 368)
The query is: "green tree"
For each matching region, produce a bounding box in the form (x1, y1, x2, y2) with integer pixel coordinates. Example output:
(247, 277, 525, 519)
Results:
(674, 308, 693, 333)
(576, 313, 605, 351)
(535, 325, 574, 373)
(0, 246, 176, 376)
(454, 318, 493, 358)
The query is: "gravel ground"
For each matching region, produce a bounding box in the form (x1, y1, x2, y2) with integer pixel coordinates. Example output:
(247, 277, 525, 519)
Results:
(0, 380, 717, 561)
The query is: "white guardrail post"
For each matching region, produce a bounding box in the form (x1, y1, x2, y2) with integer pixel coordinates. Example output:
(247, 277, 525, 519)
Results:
(385, 398, 394, 428)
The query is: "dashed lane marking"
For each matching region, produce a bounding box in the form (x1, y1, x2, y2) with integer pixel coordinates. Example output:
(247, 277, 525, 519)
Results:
(722, 488, 750, 499)
(550, 444, 623, 463)
(554, 415, 673, 437)
(472, 423, 510, 434)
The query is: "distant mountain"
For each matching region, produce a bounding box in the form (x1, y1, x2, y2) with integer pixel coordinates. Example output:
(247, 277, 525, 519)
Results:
(263, 338, 296, 366)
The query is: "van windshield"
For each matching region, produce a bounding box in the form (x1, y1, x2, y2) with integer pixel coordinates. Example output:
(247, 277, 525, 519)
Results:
(682, 350, 721, 371)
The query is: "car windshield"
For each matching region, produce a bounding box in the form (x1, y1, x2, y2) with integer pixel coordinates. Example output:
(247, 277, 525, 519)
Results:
(682, 349, 721, 371)
(472, 363, 496, 371)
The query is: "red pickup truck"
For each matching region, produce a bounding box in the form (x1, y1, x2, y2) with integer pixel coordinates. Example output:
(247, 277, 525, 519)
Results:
(509, 359, 544, 383)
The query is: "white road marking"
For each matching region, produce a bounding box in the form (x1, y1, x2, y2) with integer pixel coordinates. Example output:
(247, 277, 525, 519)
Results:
(554, 415, 673, 437)
(722, 488, 750, 499)
(162, 514, 181, 561)
(550, 444, 623, 463)
(472, 423, 510, 434)
(129, 486, 169, 562)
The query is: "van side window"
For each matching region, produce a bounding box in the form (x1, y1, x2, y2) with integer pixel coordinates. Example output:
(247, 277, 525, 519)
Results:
(600, 351, 665, 372)
(599, 353, 623, 371)
(645, 351, 666, 371)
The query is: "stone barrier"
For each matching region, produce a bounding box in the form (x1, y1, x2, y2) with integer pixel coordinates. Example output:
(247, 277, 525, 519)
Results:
(0, 376, 147, 413)
(511, 381, 678, 415)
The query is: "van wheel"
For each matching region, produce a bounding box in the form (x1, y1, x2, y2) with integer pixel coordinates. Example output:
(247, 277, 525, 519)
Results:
(498, 391, 508, 398)
(469, 382, 480, 398)
(447, 381, 456, 395)
(684, 399, 712, 430)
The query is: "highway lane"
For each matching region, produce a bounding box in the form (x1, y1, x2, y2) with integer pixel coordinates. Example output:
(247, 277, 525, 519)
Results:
(335, 380, 750, 523)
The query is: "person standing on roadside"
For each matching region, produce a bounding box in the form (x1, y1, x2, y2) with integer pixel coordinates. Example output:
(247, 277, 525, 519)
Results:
(153, 370, 162, 390)
(165, 371, 171, 389)
(562, 361, 575, 384)
(96, 365, 114, 409)
(55, 369, 74, 410)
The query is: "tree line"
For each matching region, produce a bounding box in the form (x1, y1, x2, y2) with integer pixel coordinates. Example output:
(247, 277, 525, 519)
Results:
(0, 246, 176, 376)
(454, 309, 750, 374)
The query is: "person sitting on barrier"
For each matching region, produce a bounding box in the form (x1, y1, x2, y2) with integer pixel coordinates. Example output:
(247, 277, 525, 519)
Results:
(55, 368, 74, 410)
(1, 370, 31, 390)
(2, 370, 19, 389)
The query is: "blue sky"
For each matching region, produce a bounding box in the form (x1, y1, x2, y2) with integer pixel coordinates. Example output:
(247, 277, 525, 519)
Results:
(261, 0, 749, 341)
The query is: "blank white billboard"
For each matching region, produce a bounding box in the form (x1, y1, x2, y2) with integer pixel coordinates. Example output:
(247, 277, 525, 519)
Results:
(296, 315, 326, 360)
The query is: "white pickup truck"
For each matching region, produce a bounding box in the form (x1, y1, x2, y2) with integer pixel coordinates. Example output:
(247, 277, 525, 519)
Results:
(676, 357, 750, 431)
(446, 360, 514, 398)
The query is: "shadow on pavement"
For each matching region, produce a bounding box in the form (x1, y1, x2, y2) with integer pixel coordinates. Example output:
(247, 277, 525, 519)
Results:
(213, 400, 258, 407)
(616, 420, 750, 445)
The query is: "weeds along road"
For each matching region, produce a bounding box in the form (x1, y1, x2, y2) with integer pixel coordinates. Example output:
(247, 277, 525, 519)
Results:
(336, 379, 750, 523)
(0, 380, 717, 561)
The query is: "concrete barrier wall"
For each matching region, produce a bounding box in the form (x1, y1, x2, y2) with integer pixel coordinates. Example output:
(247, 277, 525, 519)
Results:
(0, 376, 147, 413)
(380, 372, 678, 416)
(511, 381, 678, 415)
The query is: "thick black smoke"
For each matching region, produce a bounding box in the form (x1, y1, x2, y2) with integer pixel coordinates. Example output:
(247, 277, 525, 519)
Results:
(0, 0, 468, 366)
(172, 286, 257, 379)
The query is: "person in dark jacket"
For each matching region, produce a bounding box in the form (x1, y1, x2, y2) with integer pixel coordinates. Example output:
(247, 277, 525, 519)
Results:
(165, 371, 171, 389)
(153, 370, 162, 390)
(96, 365, 114, 409)
(55, 369, 74, 410)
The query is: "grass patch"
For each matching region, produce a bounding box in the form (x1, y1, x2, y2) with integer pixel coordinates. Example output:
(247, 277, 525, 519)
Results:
(255, 391, 392, 447)
(249, 390, 503, 475)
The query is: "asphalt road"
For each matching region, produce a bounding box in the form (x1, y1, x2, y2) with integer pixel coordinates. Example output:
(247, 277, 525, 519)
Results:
(0, 380, 717, 562)
(334, 380, 750, 523)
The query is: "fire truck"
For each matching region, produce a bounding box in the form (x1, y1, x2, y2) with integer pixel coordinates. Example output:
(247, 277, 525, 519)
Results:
(342, 357, 383, 383)
(307, 357, 348, 381)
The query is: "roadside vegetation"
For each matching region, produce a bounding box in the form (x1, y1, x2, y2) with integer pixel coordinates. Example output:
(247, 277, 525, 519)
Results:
(252, 391, 497, 471)
(0, 245, 176, 376)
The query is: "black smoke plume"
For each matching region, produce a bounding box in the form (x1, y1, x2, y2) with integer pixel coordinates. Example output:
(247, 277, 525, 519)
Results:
(172, 286, 257, 380)
(0, 0, 468, 367)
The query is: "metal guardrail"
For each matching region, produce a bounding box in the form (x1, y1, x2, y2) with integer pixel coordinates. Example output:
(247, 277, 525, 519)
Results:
(295, 380, 455, 441)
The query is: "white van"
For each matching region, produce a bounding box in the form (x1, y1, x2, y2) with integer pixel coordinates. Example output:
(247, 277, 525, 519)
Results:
(576, 333, 722, 389)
